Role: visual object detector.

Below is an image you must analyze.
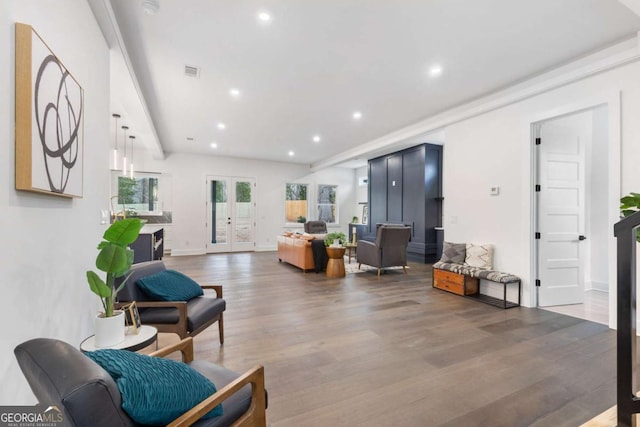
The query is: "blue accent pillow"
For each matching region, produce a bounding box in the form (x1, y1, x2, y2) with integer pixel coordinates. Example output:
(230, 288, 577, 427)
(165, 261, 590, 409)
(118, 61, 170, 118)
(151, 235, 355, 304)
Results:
(137, 270, 204, 301)
(86, 349, 222, 425)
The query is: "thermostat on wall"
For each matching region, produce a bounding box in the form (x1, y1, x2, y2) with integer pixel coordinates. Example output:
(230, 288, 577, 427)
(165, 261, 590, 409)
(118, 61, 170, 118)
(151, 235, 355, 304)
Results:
(490, 186, 500, 195)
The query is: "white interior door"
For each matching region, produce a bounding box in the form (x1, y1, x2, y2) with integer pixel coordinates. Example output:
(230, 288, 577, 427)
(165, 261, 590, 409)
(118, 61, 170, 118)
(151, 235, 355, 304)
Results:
(206, 176, 256, 253)
(537, 122, 586, 306)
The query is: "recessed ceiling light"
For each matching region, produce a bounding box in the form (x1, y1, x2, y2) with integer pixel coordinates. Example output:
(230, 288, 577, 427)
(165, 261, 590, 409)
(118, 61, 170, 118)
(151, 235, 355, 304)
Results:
(210, 142, 218, 148)
(288, 151, 294, 157)
(257, 11, 272, 24)
(217, 123, 226, 130)
(429, 65, 443, 77)
(312, 135, 321, 143)
(352, 111, 363, 120)
(229, 88, 241, 98)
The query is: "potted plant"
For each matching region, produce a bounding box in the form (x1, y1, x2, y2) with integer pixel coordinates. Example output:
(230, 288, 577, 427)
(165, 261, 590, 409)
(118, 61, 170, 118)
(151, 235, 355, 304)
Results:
(621, 192, 640, 242)
(324, 231, 347, 247)
(352, 216, 359, 224)
(86, 218, 143, 347)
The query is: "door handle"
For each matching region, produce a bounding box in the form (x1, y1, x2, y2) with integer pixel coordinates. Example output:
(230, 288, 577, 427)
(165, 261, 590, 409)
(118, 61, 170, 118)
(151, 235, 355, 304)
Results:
(578, 235, 586, 241)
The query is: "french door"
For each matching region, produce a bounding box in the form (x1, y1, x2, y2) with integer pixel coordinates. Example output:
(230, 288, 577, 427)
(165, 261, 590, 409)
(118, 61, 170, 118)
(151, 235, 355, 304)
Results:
(205, 176, 256, 253)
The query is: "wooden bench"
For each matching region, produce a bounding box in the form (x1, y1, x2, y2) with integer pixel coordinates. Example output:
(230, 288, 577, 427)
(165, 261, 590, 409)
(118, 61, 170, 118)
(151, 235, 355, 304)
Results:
(432, 261, 521, 309)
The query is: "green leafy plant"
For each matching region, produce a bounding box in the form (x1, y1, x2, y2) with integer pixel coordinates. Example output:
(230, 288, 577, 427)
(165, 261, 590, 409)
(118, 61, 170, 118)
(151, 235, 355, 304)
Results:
(297, 216, 306, 223)
(352, 216, 359, 223)
(621, 192, 640, 242)
(86, 218, 143, 317)
(324, 231, 347, 247)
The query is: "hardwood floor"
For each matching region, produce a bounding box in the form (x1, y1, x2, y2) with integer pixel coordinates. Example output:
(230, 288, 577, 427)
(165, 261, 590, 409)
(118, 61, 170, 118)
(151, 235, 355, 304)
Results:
(160, 252, 616, 427)
(541, 290, 609, 326)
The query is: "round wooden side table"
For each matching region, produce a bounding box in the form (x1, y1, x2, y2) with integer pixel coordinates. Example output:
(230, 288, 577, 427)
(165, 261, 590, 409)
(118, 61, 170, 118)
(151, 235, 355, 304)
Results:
(326, 246, 346, 278)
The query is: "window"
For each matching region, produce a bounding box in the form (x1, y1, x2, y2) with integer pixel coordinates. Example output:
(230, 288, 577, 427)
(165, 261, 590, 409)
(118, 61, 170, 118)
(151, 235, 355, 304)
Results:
(285, 183, 308, 223)
(317, 184, 337, 223)
(116, 175, 159, 215)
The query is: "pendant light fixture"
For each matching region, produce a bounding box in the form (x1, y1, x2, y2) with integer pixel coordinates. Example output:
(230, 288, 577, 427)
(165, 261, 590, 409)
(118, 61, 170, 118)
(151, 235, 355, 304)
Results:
(121, 125, 129, 176)
(129, 135, 136, 179)
(112, 114, 120, 169)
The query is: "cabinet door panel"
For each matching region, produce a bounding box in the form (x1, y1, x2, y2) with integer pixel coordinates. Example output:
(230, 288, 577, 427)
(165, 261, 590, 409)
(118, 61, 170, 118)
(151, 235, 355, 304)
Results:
(368, 157, 387, 232)
(402, 146, 425, 243)
(387, 154, 403, 223)
(425, 144, 443, 255)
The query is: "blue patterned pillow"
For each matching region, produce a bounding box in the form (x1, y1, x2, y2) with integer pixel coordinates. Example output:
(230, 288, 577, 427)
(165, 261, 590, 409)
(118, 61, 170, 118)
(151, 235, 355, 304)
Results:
(137, 270, 204, 301)
(86, 349, 222, 425)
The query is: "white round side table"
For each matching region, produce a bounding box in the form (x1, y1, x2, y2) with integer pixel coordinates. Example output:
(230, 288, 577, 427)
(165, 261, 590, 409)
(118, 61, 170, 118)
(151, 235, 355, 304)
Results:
(80, 325, 158, 352)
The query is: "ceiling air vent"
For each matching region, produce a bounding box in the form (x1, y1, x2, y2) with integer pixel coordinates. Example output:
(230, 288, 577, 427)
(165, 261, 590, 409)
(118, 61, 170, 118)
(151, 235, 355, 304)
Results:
(184, 65, 200, 78)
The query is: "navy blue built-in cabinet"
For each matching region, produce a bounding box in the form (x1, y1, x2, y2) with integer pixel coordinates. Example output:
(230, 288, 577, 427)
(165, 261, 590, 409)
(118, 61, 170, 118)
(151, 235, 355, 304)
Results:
(367, 143, 443, 263)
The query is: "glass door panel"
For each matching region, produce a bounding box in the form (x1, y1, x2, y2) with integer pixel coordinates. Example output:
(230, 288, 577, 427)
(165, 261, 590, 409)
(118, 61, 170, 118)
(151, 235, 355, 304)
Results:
(206, 176, 255, 253)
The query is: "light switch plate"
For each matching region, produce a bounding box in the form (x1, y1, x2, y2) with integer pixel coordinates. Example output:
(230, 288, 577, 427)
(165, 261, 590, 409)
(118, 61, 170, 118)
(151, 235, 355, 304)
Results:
(490, 186, 500, 195)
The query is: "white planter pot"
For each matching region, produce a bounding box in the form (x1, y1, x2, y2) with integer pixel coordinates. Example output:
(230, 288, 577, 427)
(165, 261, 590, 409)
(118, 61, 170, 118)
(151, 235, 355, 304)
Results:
(94, 310, 125, 348)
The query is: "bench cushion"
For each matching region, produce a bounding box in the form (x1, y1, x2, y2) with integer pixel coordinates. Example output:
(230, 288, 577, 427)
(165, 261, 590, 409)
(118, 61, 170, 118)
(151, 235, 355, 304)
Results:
(433, 262, 520, 283)
(474, 269, 520, 283)
(433, 261, 479, 276)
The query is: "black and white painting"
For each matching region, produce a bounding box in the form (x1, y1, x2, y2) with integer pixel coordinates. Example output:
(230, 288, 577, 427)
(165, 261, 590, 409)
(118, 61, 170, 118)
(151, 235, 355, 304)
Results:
(15, 23, 84, 198)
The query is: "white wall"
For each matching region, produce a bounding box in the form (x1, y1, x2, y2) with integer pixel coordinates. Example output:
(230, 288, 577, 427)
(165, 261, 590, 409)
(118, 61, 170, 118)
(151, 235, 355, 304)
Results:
(0, 1, 110, 404)
(133, 153, 356, 253)
(588, 105, 610, 291)
(443, 59, 640, 308)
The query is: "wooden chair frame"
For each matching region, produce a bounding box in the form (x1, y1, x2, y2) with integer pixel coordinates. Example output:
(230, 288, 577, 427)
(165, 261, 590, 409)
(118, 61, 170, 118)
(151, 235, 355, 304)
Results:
(117, 285, 224, 344)
(150, 337, 266, 427)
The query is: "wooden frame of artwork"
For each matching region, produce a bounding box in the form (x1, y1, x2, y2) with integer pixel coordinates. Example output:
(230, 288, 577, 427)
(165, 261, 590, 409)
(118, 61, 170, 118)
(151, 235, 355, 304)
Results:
(15, 23, 84, 198)
(123, 301, 142, 334)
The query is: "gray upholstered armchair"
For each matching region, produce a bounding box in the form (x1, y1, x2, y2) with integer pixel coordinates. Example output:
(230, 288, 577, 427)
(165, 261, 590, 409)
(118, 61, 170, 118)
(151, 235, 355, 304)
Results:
(303, 220, 327, 234)
(15, 337, 266, 427)
(356, 225, 411, 276)
(116, 261, 225, 345)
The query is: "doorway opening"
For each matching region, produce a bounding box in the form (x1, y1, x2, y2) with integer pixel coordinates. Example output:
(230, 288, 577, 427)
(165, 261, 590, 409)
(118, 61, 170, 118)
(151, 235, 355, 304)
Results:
(206, 176, 256, 253)
(533, 106, 609, 325)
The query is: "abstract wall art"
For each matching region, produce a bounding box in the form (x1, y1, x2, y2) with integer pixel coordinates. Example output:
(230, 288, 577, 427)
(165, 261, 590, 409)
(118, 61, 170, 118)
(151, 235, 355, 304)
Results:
(15, 23, 84, 198)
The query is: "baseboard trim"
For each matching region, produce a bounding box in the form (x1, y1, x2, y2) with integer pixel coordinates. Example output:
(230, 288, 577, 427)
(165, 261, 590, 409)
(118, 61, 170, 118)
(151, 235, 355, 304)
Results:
(589, 281, 609, 292)
(170, 249, 205, 256)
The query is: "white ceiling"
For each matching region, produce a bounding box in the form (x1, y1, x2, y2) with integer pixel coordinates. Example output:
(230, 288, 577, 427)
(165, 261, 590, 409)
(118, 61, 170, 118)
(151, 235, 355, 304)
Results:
(90, 0, 640, 167)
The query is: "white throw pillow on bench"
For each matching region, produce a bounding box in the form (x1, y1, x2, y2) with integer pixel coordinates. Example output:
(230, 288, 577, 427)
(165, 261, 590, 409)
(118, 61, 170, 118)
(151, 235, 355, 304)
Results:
(465, 243, 493, 270)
